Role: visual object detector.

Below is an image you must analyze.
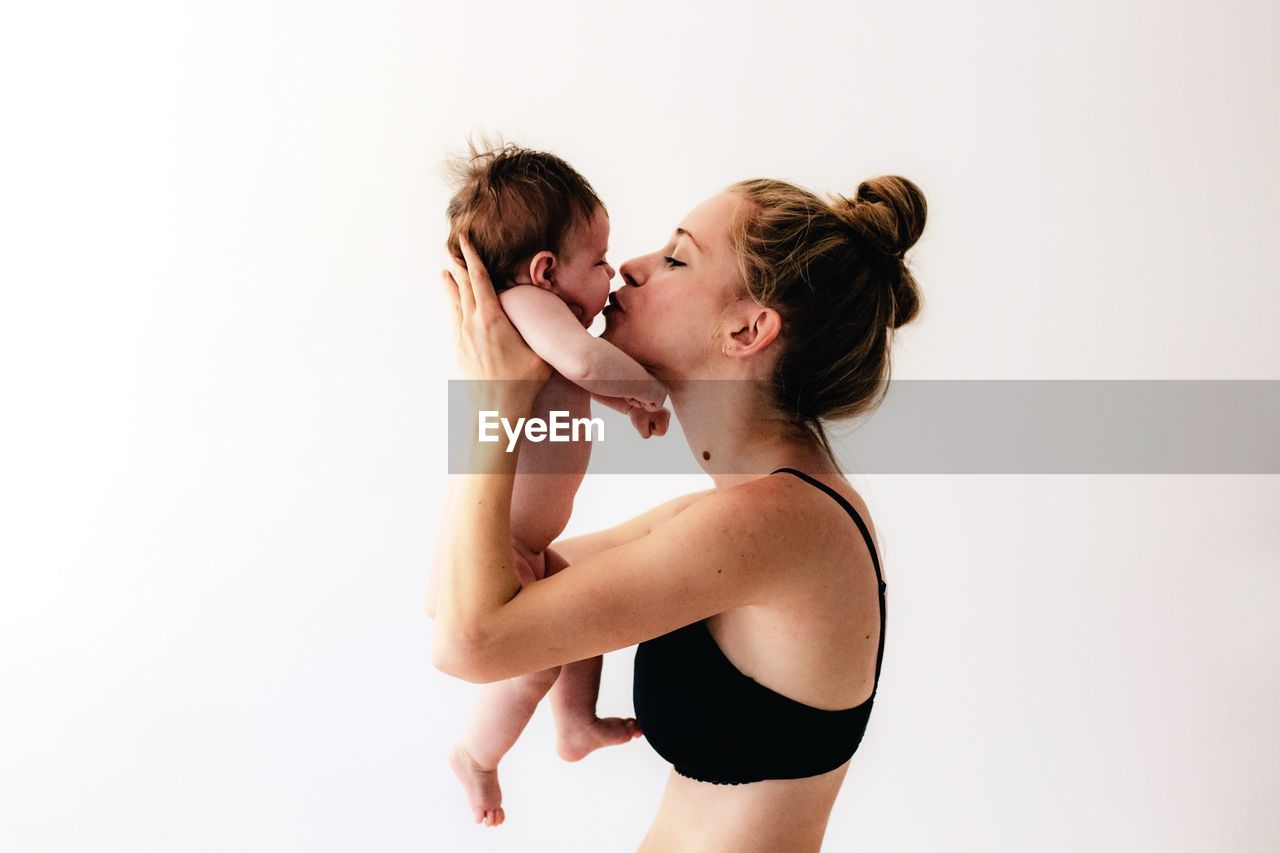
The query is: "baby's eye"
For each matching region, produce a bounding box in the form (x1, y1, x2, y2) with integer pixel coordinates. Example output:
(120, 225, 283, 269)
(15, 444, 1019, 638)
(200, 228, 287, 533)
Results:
(664, 256, 686, 268)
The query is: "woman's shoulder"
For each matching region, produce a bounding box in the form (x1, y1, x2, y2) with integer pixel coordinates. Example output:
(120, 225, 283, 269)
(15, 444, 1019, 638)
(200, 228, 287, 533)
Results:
(648, 471, 866, 529)
(722, 471, 880, 567)
(653, 475, 809, 531)
(730, 468, 865, 517)
(636, 472, 876, 589)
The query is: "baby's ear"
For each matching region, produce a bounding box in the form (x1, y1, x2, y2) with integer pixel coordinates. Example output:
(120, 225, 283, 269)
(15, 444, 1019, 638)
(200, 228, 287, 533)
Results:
(526, 251, 557, 290)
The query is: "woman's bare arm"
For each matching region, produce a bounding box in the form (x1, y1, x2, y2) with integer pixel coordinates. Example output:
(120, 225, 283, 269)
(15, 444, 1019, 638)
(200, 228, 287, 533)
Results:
(425, 481, 452, 619)
(548, 489, 712, 565)
(432, 477, 790, 684)
(426, 486, 711, 619)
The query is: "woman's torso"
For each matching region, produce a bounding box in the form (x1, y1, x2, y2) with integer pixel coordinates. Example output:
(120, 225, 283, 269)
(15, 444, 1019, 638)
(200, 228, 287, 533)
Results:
(636, 469, 887, 852)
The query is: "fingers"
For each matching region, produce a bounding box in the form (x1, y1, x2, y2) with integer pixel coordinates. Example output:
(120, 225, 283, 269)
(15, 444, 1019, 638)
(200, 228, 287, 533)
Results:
(629, 406, 651, 438)
(440, 270, 462, 335)
(447, 254, 474, 319)
(457, 234, 501, 314)
(650, 409, 670, 437)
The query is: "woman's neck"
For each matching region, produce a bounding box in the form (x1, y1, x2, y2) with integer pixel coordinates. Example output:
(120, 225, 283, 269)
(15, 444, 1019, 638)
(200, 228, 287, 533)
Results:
(665, 379, 837, 490)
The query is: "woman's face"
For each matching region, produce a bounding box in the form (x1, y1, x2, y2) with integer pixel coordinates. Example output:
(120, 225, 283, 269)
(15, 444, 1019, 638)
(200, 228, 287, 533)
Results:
(602, 191, 748, 379)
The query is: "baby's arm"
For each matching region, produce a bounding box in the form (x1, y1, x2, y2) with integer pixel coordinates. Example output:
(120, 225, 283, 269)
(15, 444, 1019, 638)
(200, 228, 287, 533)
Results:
(589, 392, 633, 415)
(590, 393, 670, 439)
(499, 286, 665, 410)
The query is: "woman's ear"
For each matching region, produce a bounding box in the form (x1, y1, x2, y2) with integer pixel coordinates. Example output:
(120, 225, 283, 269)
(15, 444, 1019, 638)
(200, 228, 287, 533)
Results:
(723, 302, 782, 358)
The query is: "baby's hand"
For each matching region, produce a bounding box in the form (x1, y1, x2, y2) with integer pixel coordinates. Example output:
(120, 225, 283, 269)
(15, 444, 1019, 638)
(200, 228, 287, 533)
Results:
(625, 391, 666, 413)
(629, 405, 670, 439)
(622, 377, 667, 413)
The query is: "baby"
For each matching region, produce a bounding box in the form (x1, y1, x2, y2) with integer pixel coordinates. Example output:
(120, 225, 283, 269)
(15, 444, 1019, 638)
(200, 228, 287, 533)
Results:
(429, 139, 670, 827)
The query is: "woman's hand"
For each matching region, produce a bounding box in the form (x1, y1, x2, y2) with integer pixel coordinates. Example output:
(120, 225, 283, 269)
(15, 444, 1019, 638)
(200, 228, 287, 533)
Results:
(442, 235, 552, 394)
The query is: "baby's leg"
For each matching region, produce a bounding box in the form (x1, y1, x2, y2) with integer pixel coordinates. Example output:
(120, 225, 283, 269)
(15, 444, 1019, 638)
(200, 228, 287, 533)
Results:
(448, 545, 561, 828)
(541, 547, 644, 762)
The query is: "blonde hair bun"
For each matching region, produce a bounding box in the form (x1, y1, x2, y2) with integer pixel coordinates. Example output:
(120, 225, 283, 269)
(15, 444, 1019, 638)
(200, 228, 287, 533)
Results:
(832, 175, 927, 260)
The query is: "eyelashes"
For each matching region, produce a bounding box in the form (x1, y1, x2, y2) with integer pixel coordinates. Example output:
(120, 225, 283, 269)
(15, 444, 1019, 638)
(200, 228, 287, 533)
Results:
(664, 256, 686, 268)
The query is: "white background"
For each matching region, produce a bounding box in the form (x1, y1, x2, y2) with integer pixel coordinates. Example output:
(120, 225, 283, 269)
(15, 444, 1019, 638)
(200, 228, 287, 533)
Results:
(2, 1, 1278, 851)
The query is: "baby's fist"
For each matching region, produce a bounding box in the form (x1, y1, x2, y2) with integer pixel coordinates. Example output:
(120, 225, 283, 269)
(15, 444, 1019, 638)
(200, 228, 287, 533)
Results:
(629, 405, 671, 439)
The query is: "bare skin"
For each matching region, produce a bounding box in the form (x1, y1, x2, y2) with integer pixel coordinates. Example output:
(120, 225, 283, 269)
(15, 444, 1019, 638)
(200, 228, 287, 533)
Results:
(435, 192, 888, 850)
(444, 537, 643, 828)
(431, 208, 663, 827)
(543, 465, 885, 851)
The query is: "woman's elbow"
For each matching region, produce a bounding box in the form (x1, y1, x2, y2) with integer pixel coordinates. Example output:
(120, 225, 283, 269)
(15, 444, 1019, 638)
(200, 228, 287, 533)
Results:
(431, 644, 474, 682)
(431, 637, 482, 682)
(430, 627, 501, 684)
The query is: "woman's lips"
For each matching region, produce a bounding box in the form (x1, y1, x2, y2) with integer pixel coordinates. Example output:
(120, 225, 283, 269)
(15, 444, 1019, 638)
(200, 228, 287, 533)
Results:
(605, 292, 625, 313)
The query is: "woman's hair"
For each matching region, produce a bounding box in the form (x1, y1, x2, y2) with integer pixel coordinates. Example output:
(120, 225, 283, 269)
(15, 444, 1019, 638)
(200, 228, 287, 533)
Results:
(442, 135, 605, 290)
(726, 175, 927, 461)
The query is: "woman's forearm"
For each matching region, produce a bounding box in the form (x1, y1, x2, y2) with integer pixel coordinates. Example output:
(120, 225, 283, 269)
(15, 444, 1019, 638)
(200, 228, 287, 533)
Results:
(434, 233, 555, 677)
(438, 469, 518, 628)
(424, 478, 456, 619)
(434, 388, 535, 661)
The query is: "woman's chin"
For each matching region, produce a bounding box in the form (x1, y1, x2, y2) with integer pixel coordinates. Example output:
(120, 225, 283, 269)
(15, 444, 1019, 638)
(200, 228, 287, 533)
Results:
(601, 314, 639, 354)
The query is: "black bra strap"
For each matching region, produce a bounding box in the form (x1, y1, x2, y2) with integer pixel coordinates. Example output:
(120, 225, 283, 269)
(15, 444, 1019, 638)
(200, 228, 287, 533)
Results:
(771, 467, 888, 691)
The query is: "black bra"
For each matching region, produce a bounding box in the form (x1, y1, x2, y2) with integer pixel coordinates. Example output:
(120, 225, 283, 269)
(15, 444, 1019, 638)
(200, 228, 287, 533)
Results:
(631, 468, 887, 785)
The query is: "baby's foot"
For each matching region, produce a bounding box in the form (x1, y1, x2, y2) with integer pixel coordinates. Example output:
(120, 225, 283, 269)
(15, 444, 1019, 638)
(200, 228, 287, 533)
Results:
(448, 742, 505, 827)
(556, 715, 643, 763)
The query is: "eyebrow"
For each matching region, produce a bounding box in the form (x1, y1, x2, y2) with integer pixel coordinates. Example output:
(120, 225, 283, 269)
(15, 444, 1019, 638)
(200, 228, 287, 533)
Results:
(675, 227, 702, 253)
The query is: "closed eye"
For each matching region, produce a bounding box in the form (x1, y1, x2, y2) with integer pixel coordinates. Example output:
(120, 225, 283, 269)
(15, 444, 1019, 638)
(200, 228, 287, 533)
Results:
(664, 256, 686, 268)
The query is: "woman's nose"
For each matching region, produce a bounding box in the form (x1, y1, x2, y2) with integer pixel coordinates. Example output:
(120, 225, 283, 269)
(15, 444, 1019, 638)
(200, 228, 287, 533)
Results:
(619, 259, 642, 287)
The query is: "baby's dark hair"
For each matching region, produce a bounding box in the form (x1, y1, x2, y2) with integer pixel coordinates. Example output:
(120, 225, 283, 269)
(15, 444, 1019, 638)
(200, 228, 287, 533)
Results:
(443, 135, 606, 291)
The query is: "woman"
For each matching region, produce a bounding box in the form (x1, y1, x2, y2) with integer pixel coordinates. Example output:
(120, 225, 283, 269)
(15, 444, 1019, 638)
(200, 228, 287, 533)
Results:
(434, 174, 926, 851)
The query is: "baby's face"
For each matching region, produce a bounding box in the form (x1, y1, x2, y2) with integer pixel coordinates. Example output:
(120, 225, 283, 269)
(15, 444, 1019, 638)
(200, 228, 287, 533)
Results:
(555, 206, 614, 327)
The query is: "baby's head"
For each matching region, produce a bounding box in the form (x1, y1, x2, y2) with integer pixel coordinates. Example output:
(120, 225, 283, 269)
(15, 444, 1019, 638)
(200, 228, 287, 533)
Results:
(444, 139, 615, 326)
